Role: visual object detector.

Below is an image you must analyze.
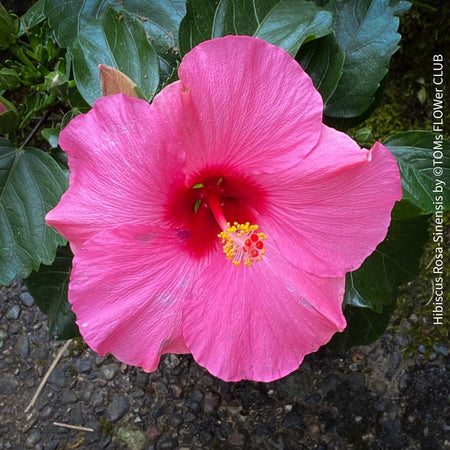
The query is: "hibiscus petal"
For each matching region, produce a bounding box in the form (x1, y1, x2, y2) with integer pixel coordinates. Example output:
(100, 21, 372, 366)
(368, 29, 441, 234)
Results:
(70, 225, 198, 371)
(183, 245, 346, 382)
(46, 94, 186, 252)
(153, 35, 323, 182)
(260, 125, 402, 277)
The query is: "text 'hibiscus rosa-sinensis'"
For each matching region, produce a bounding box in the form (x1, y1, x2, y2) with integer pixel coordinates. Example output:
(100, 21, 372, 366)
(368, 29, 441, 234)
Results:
(46, 36, 401, 382)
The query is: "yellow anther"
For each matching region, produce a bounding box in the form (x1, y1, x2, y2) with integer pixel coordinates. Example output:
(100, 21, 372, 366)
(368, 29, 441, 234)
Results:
(218, 222, 266, 267)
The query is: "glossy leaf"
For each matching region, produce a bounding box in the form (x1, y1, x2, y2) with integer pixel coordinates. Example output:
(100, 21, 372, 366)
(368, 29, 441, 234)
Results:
(44, 0, 184, 77)
(0, 138, 67, 285)
(344, 208, 429, 312)
(255, 0, 333, 56)
(325, 0, 401, 118)
(179, 0, 219, 56)
(25, 247, 78, 340)
(329, 304, 394, 350)
(213, 0, 279, 38)
(297, 33, 344, 103)
(71, 9, 159, 105)
(0, 3, 17, 50)
(384, 131, 450, 214)
(19, 0, 46, 36)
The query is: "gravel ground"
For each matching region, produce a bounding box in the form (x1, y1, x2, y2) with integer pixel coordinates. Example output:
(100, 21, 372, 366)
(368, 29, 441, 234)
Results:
(0, 276, 448, 450)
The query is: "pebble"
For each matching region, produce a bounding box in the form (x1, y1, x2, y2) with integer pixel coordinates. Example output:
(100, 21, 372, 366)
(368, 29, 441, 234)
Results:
(105, 393, 130, 422)
(75, 358, 92, 373)
(100, 363, 120, 380)
(25, 430, 41, 448)
(16, 335, 29, 357)
(433, 344, 448, 356)
(203, 390, 221, 413)
(228, 429, 246, 447)
(187, 389, 204, 411)
(20, 292, 34, 307)
(158, 438, 179, 449)
(117, 426, 147, 450)
(282, 411, 302, 428)
(6, 305, 20, 320)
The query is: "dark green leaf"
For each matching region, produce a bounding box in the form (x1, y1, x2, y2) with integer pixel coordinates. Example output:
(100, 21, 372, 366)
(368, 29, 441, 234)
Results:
(0, 138, 67, 285)
(0, 98, 19, 134)
(389, 0, 412, 15)
(0, 3, 17, 50)
(44, 0, 184, 78)
(344, 211, 429, 312)
(71, 9, 159, 105)
(19, 0, 45, 36)
(179, 0, 219, 56)
(41, 127, 60, 149)
(25, 247, 78, 340)
(255, 0, 333, 56)
(384, 131, 450, 213)
(328, 304, 394, 350)
(297, 33, 344, 103)
(325, 0, 401, 118)
(44, 0, 104, 48)
(213, 0, 279, 38)
(121, 0, 186, 75)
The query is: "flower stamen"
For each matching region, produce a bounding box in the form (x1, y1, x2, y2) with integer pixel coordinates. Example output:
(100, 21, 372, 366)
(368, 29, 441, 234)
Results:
(219, 222, 266, 267)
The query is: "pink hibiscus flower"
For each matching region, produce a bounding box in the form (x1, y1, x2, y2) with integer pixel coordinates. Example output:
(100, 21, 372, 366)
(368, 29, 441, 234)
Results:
(46, 36, 401, 382)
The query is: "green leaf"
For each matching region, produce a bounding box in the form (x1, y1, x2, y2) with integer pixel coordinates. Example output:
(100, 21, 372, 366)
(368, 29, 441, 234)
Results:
(213, 0, 279, 38)
(255, 0, 333, 56)
(0, 138, 67, 285)
(41, 127, 60, 149)
(0, 3, 17, 50)
(384, 131, 450, 213)
(19, 0, 46, 36)
(296, 33, 344, 103)
(71, 8, 159, 106)
(44, 0, 184, 78)
(328, 304, 394, 350)
(344, 210, 429, 312)
(121, 0, 186, 75)
(179, 0, 219, 56)
(324, 0, 401, 118)
(25, 247, 78, 340)
(0, 98, 19, 135)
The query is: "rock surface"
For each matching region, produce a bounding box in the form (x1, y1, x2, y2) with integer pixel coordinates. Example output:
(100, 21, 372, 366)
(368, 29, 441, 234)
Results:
(0, 279, 448, 449)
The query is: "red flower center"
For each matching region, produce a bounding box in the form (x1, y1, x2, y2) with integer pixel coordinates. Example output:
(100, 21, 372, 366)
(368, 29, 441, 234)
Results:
(167, 169, 267, 264)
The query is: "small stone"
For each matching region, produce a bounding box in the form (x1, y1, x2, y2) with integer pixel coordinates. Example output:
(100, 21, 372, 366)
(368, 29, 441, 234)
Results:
(20, 292, 34, 307)
(16, 335, 29, 357)
(428, 352, 437, 361)
(60, 391, 77, 403)
(101, 363, 120, 381)
(6, 305, 20, 320)
(0, 373, 19, 395)
(283, 411, 302, 428)
(163, 354, 180, 370)
(228, 429, 245, 447)
(48, 368, 67, 388)
(25, 430, 42, 448)
(187, 389, 204, 411)
(158, 438, 179, 449)
(433, 344, 448, 356)
(169, 414, 183, 427)
(117, 426, 147, 450)
(105, 394, 130, 422)
(91, 392, 104, 407)
(146, 425, 162, 442)
(418, 344, 426, 354)
(75, 359, 92, 373)
(203, 390, 221, 413)
(347, 372, 365, 390)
